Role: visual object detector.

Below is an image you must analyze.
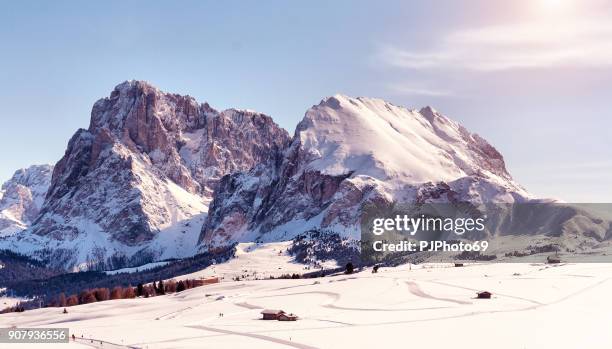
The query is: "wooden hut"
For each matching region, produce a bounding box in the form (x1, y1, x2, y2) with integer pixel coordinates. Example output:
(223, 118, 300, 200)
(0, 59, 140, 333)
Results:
(476, 291, 492, 299)
(261, 309, 285, 320)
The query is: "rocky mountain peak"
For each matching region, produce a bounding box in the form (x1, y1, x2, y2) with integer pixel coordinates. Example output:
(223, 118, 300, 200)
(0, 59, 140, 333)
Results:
(11, 82, 290, 270)
(0, 164, 53, 236)
(2, 165, 53, 190)
(90, 80, 210, 146)
(200, 95, 531, 248)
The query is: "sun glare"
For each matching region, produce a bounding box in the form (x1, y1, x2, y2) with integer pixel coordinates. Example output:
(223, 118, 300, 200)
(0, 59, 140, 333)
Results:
(537, 0, 574, 14)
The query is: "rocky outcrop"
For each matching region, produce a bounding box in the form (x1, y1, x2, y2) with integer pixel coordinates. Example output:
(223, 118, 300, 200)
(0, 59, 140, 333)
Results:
(0, 165, 53, 236)
(48, 81, 290, 199)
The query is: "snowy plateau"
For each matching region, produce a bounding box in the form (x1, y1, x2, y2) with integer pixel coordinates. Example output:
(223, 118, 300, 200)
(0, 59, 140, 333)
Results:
(1, 246, 612, 349)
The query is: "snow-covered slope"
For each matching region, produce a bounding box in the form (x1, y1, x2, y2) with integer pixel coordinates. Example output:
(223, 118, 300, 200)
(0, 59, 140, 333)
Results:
(3, 262, 612, 349)
(200, 95, 533, 247)
(0, 165, 53, 237)
(297, 96, 519, 188)
(177, 241, 336, 282)
(0, 81, 290, 271)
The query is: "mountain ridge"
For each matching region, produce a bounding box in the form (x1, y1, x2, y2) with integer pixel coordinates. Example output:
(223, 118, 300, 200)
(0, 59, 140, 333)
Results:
(199, 94, 533, 248)
(6, 81, 605, 271)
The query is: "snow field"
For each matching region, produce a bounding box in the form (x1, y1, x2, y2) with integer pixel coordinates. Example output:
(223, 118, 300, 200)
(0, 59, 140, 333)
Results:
(2, 258, 611, 348)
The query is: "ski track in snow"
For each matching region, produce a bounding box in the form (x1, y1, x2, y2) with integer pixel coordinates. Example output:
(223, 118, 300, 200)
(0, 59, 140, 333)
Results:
(156, 305, 196, 320)
(249, 290, 452, 313)
(405, 280, 472, 305)
(425, 279, 545, 305)
(188, 325, 320, 349)
(74, 336, 140, 349)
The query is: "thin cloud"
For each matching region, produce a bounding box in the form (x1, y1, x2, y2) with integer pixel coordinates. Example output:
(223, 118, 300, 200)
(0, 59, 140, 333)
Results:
(381, 15, 612, 71)
(525, 160, 612, 173)
(386, 83, 454, 97)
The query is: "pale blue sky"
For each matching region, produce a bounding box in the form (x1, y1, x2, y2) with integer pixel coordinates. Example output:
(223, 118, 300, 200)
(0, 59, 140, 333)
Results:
(1, 0, 610, 201)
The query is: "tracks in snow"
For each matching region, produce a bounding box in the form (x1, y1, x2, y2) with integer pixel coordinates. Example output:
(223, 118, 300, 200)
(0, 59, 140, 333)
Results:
(74, 337, 141, 349)
(242, 290, 451, 312)
(188, 325, 320, 349)
(405, 280, 472, 305)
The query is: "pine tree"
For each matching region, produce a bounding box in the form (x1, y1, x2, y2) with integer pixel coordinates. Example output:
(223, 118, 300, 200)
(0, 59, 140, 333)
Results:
(136, 283, 144, 297)
(177, 280, 186, 292)
(345, 262, 354, 274)
(158, 279, 165, 295)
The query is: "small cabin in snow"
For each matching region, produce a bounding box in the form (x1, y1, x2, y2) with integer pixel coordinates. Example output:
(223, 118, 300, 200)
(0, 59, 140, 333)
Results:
(261, 309, 285, 320)
(476, 291, 492, 299)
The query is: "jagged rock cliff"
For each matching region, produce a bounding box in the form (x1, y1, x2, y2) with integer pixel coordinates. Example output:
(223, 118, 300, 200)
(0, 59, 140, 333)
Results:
(3, 81, 290, 270)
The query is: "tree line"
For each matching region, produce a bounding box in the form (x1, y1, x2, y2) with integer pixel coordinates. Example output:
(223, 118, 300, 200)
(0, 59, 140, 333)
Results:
(2, 246, 235, 301)
(1, 279, 204, 313)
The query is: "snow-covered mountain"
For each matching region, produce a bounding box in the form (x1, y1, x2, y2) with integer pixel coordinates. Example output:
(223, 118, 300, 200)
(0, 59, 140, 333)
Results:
(199, 95, 534, 247)
(1, 81, 289, 270)
(3, 86, 608, 270)
(0, 165, 53, 237)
